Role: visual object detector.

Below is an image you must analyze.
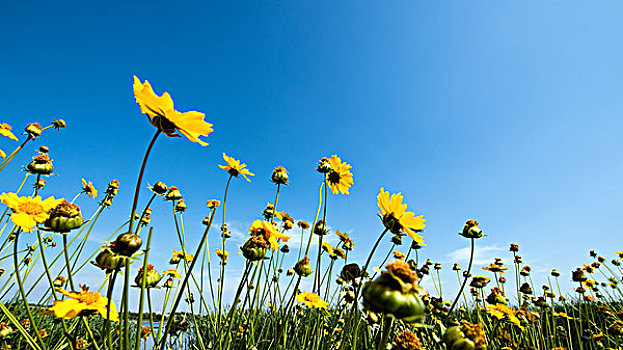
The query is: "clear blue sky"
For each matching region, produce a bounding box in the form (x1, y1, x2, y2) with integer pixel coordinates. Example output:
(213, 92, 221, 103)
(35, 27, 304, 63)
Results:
(1, 1, 623, 306)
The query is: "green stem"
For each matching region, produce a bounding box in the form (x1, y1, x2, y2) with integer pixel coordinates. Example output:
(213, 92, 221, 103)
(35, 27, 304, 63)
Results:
(127, 130, 161, 236)
(13, 231, 46, 349)
(447, 238, 475, 317)
(158, 206, 216, 349)
(134, 227, 154, 350)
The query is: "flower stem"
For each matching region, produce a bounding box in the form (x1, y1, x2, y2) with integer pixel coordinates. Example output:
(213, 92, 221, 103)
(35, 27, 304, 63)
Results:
(133, 227, 154, 350)
(127, 130, 161, 235)
(158, 206, 217, 350)
(217, 174, 233, 323)
(13, 230, 46, 349)
(447, 237, 475, 317)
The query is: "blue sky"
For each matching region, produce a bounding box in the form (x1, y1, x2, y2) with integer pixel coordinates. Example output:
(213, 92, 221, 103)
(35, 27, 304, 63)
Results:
(1, 1, 623, 307)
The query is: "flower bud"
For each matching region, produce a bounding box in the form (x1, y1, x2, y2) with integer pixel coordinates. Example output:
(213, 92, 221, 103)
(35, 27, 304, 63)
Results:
(112, 232, 142, 256)
(151, 181, 168, 195)
(166, 186, 183, 201)
(572, 268, 587, 282)
(551, 269, 560, 277)
(294, 256, 313, 277)
(340, 263, 361, 283)
(486, 287, 507, 305)
(53, 276, 66, 288)
(271, 166, 289, 185)
(461, 220, 483, 239)
(362, 260, 425, 323)
(519, 282, 533, 295)
(262, 203, 275, 220)
(533, 296, 548, 308)
(206, 200, 220, 209)
(94, 247, 128, 270)
(317, 157, 332, 173)
(221, 224, 231, 238)
(0, 323, 13, 338)
(241, 236, 268, 261)
(52, 119, 66, 130)
(469, 276, 490, 289)
(134, 264, 162, 288)
(106, 180, 120, 195)
(25, 122, 43, 137)
(34, 178, 46, 190)
(175, 200, 187, 212)
(391, 234, 403, 245)
(313, 220, 328, 236)
(27, 153, 54, 175)
(164, 277, 174, 288)
(280, 244, 290, 253)
(45, 200, 83, 233)
(442, 322, 486, 350)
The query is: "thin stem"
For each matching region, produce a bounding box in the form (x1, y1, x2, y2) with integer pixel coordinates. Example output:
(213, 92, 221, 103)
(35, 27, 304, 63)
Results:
(13, 231, 46, 349)
(127, 130, 161, 235)
(158, 207, 217, 349)
(134, 227, 154, 350)
(447, 238, 475, 316)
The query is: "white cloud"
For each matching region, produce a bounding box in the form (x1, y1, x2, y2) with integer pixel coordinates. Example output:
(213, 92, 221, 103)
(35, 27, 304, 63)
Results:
(445, 244, 506, 265)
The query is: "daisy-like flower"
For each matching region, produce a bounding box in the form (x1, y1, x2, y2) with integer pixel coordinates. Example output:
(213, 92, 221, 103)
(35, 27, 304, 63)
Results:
(0, 193, 62, 232)
(81, 178, 98, 199)
(482, 263, 509, 274)
(40, 285, 118, 322)
(486, 303, 523, 329)
(162, 269, 181, 279)
(249, 220, 290, 250)
(296, 291, 328, 310)
(321, 242, 333, 254)
(215, 249, 229, 263)
(0, 123, 18, 141)
(377, 188, 426, 246)
(133, 76, 213, 146)
(218, 153, 254, 181)
(170, 250, 194, 264)
(325, 155, 354, 195)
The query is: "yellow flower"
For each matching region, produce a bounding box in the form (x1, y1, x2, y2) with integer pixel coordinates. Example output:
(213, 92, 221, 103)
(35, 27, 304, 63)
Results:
(486, 304, 523, 329)
(41, 285, 118, 322)
(218, 153, 254, 181)
(553, 311, 574, 320)
(215, 249, 229, 262)
(326, 155, 354, 195)
(377, 188, 426, 246)
(249, 220, 290, 250)
(393, 251, 405, 260)
(0, 193, 62, 232)
(161, 269, 181, 278)
(0, 123, 18, 141)
(81, 178, 98, 199)
(482, 264, 508, 274)
(170, 250, 194, 264)
(133, 76, 213, 146)
(321, 242, 333, 254)
(296, 291, 328, 309)
(0, 149, 5, 159)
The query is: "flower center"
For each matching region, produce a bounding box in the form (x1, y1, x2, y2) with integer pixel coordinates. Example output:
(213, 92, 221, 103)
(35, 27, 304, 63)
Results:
(327, 170, 341, 184)
(78, 292, 100, 305)
(18, 200, 45, 215)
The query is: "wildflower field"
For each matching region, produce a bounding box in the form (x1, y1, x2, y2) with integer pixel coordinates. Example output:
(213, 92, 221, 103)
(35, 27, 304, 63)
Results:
(0, 75, 621, 350)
